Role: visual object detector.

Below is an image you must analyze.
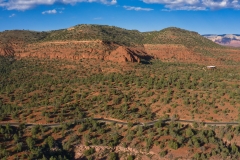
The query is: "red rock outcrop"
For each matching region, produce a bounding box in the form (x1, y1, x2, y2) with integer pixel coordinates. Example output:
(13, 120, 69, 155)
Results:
(105, 46, 140, 63)
(144, 44, 205, 63)
(15, 41, 151, 63)
(7, 40, 240, 65)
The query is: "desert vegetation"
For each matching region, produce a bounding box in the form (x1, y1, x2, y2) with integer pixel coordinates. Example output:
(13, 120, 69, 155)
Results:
(1, 57, 240, 159)
(2, 110, 240, 159)
(1, 58, 240, 123)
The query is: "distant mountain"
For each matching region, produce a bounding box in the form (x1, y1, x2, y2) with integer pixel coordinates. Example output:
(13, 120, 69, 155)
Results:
(203, 34, 240, 47)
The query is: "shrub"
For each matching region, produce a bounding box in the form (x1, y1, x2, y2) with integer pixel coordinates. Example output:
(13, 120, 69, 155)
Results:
(159, 150, 167, 157)
(107, 152, 119, 160)
(84, 148, 95, 156)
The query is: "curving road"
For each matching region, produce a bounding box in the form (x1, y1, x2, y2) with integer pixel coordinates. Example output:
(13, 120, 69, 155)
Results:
(0, 118, 239, 128)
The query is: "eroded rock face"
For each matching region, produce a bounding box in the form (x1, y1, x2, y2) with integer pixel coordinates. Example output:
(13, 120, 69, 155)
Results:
(10, 40, 240, 65)
(16, 41, 151, 63)
(144, 44, 205, 63)
(105, 46, 140, 63)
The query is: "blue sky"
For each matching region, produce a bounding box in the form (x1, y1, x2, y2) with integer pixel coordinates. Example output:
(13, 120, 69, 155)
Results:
(0, 0, 240, 34)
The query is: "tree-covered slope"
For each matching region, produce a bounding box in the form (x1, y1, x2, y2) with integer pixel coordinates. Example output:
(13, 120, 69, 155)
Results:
(0, 25, 224, 49)
(43, 24, 144, 46)
(0, 30, 48, 43)
(142, 27, 223, 49)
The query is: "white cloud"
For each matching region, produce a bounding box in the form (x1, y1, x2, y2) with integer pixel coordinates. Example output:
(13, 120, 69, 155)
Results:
(0, 0, 117, 11)
(57, 7, 65, 13)
(9, 13, 16, 17)
(123, 6, 154, 11)
(143, 0, 240, 10)
(165, 5, 206, 10)
(202, 0, 230, 9)
(94, 17, 102, 20)
(42, 9, 57, 14)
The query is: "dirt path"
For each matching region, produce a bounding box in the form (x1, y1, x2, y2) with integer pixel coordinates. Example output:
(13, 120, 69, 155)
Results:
(0, 117, 239, 128)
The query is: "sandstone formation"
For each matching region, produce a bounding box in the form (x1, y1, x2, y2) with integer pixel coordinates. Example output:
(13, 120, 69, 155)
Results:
(144, 44, 205, 63)
(2, 25, 240, 64)
(13, 41, 151, 63)
(1, 39, 240, 65)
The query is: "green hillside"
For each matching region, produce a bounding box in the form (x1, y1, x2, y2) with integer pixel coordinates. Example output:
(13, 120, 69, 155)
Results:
(0, 30, 48, 43)
(43, 24, 144, 46)
(0, 24, 224, 49)
(142, 27, 223, 48)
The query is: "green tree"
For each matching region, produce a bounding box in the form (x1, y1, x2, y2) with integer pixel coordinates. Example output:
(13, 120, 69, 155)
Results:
(31, 125, 39, 137)
(84, 148, 95, 156)
(186, 128, 194, 137)
(47, 136, 55, 148)
(231, 143, 239, 154)
(13, 134, 19, 144)
(41, 155, 48, 160)
(15, 142, 23, 152)
(168, 140, 178, 150)
(127, 155, 135, 160)
(159, 150, 167, 157)
(26, 137, 35, 150)
(107, 152, 118, 160)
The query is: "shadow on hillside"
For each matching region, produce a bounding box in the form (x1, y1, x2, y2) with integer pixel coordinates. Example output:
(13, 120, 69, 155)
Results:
(140, 59, 152, 64)
(126, 49, 153, 64)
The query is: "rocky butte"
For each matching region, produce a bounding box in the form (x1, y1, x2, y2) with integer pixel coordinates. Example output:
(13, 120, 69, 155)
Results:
(1, 24, 240, 65)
